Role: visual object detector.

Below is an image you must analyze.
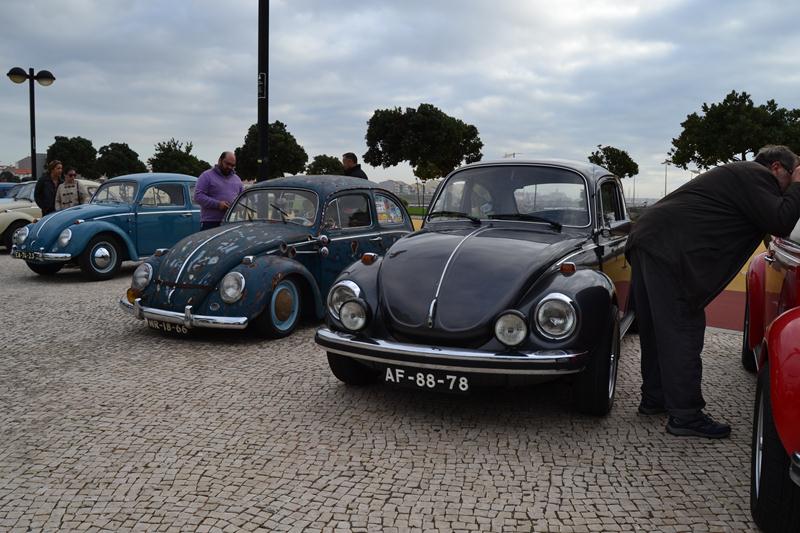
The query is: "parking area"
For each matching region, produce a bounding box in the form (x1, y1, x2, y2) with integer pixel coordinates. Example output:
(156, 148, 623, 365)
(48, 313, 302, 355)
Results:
(0, 254, 759, 532)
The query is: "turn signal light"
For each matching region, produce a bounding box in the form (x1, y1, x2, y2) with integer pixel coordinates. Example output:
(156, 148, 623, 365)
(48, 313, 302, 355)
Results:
(560, 262, 576, 275)
(126, 288, 141, 303)
(361, 253, 378, 265)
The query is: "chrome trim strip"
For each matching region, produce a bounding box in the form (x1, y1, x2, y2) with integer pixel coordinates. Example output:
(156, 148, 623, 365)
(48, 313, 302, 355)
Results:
(791, 452, 800, 488)
(136, 210, 200, 215)
(94, 213, 130, 220)
(434, 226, 489, 300)
(316, 328, 587, 375)
(35, 212, 59, 237)
(327, 230, 410, 242)
(174, 225, 244, 283)
(120, 298, 248, 330)
(774, 246, 800, 268)
(555, 244, 598, 266)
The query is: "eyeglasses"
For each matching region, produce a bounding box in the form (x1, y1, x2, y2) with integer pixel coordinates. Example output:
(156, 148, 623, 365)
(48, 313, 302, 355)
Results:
(66, 173, 76, 177)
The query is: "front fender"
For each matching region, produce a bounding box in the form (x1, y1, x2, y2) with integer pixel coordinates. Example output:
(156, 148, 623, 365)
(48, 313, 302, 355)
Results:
(65, 221, 138, 260)
(746, 252, 768, 354)
(0, 211, 36, 235)
(765, 307, 800, 456)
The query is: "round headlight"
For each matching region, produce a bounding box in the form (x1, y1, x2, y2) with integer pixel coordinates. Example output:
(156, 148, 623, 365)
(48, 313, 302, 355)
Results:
(13, 225, 29, 245)
(327, 280, 361, 320)
(131, 263, 153, 290)
(340, 299, 368, 331)
(494, 312, 528, 346)
(534, 293, 577, 340)
(57, 228, 72, 247)
(219, 272, 246, 304)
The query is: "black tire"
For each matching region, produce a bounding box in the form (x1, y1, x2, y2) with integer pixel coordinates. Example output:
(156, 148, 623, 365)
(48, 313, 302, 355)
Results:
(742, 299, 757, 373)
(251, 278, 302, 338)
(26, 261, 64, 276)
(3, 220, 27, 252)
(751, 361, 800, 532)
(573, 305, 620, 416)
(79, 234, 122, 280)
(327, 352, 378, 385)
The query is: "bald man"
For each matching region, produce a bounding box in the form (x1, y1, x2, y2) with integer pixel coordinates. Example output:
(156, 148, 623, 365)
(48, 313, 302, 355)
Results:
(195, 151, 243, 230)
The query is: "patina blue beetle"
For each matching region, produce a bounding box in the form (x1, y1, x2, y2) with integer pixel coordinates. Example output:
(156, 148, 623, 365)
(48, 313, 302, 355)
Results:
(11, 173, 201, 280)
(119, 175, 413, 338)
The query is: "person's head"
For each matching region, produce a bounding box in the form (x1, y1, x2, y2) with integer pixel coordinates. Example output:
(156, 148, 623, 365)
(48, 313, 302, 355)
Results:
(64, 167, 77, 183)
(342, 152, 357, 170)
(218, 151, 236, 176)
(47, 160, 63, 179)
(754, 145, 800, 192)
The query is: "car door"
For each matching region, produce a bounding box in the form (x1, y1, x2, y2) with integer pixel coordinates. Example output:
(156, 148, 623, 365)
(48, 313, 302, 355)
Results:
(763, 221, 800, 327)
(187, 183, 203, 229)
(596, 177, 632, 315)
(135, 182, 195, 256)
(373, 192, 413, 251)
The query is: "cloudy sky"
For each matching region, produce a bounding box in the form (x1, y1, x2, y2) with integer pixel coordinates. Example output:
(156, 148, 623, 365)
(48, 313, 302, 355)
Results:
(1, 0, 799, 198)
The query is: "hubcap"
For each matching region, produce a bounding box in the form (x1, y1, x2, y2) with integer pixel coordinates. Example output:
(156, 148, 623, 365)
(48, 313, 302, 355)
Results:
(274, 287, 294, 322)
(270, 281, 299, 332)
(93, 246, 111, 268)
(91, 243, 117, 272)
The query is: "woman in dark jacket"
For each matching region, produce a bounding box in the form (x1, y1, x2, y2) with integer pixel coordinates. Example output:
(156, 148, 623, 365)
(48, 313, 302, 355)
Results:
(34, 160, 63, 215)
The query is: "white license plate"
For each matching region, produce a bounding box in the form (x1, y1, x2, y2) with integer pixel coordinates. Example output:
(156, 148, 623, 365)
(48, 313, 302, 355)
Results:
(384, 366, 470, 393)
(146, 319, 189, 335)
(13, 251, 36, 260)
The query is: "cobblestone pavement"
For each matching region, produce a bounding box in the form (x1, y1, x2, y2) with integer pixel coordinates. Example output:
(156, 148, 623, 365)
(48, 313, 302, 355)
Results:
(0, 255, 759, 532)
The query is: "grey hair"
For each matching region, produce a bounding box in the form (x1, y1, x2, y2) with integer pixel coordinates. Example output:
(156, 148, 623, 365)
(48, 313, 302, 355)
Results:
(754, 145, 799, 172)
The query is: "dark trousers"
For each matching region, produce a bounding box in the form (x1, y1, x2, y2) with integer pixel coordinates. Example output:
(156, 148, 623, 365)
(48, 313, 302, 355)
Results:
(629, 249, 706, 418)
(201, 221, 221, 231)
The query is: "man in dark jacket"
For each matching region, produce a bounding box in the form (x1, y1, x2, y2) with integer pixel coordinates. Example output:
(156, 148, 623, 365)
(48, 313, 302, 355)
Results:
(342, 152, 368, 180)
(34, 160, 63, 215)
(626, 145, 800, 438)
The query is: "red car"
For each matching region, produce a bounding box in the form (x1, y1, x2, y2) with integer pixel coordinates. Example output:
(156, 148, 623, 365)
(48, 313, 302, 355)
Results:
(743, 222, 800, 532)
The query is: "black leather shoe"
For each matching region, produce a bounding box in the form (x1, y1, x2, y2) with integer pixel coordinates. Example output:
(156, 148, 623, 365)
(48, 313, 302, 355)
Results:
(666, 413, 731, 439)
(638, 399, 666, 415)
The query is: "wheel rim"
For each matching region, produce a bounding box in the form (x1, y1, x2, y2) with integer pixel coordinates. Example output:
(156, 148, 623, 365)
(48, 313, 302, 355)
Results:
(91, 242, 117, 273)
(754, 389, 765, 499)
(270, 280, 299, 332)
(608, 322, 620, 400)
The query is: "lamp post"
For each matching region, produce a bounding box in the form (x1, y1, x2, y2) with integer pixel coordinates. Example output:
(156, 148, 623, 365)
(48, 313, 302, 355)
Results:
(661, 158, 671, 197)
(7, 67, 55, 181)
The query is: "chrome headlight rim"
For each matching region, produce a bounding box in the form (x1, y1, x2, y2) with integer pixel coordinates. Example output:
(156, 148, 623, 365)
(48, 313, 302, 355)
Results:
(534, 292, 578, 340)
(57, 228, 72, 247)
(339, 298, 370, 332)
(327, 280, 361, 320)
(12, 225, 29, 245)
(219, 271, 246, 304)
(494, 310, 529, 347)
(131, 263, 153, 291)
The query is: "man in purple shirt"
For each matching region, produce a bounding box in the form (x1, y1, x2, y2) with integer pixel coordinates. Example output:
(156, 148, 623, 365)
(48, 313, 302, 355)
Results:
(195, 151, 243, 230)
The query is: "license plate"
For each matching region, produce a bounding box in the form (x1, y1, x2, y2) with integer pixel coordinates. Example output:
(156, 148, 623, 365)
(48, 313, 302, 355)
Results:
(146, 319, 189, 335)
(384, 366, 470, 393)
(13, 251, 36, 260)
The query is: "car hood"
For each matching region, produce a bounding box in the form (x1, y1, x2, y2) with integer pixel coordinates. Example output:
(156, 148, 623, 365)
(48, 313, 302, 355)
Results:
(379, 225, 585, 337)
(0, 200, 35, 212)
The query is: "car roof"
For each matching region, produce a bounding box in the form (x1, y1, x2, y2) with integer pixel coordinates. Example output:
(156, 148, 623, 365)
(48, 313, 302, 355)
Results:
(105, 173, 197, 186)
(455, 159, 615, 182)
(248, 175, 386, 197)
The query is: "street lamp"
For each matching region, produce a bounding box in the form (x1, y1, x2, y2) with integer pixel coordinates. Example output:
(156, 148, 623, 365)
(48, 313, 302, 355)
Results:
(661, 158, 671, 197)
(6, 67, 56, 181)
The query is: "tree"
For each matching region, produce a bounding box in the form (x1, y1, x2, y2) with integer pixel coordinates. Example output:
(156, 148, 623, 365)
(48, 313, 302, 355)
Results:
(364, 103, 483, 182)
(147, 139, 210, 176)
(588, 145, 639, 178)
(669, 90, 800, 169)
(306, 154, 344, 175)
(46, 136, 98, 179)
(96, 142, 147, 178)
(235, 121, 308, 181)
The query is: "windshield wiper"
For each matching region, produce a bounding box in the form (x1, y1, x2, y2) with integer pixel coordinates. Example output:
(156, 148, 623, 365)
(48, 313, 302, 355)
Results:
(427, 210, 480, 224)
(488, 213, 562, 232)
(270, 203, 290, 224)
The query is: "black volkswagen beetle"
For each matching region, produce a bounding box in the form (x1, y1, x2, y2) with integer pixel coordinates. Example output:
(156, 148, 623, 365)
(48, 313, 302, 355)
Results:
(315, 159, 634, 415)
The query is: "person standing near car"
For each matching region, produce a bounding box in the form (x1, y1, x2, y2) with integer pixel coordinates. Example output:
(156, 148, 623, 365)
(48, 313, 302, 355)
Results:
(55, 167, 90, 210)
(34, 160, 63, 215)
(626, 145, 800, 439)
(195, 151, 243, 230)
(342, 152, 368, 180)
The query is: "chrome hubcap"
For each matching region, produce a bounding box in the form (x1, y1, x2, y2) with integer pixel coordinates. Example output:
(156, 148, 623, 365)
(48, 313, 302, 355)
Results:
(93, 246, 111, 268)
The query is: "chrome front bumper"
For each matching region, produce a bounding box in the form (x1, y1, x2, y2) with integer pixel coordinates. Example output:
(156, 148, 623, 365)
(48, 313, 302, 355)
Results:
(10, 246, 71, 262)
(791, 452, 800, 488)
(315, 327, 589, 375)
(119, 297, 248, 330)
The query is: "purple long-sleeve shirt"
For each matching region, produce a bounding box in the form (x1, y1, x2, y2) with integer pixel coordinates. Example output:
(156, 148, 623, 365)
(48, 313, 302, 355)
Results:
(195, 165, 244, 222)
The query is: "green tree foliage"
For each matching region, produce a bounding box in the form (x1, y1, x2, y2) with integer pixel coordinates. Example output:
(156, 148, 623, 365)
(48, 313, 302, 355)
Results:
(96, 142, 147, 178)
(306, 154, 344, 175)
(588, 145, 639, 178)
(235, 121, 308, 181)
(364, 103, 483, 181)
(46, 136, 98, 179)
(670, 90, 800, 169)
(147, 139, 210, 176)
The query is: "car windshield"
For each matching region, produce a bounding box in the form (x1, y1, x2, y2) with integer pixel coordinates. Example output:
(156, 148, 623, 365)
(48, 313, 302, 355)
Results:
(3, 183, 34, 201)
(227, 188, 318, 226)
(430, 165, 590, 227)
(92, 181, 138, 204)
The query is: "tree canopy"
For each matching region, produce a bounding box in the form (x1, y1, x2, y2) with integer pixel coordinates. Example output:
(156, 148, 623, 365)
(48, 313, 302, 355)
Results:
(670, 90, 800, 169)
(587, 145, 639, 178)
(306, 154, 344, 175)
(147, 139, 210, 176)
(46, 136, 98, 179)
(96, 142, 147, 178)
(364, 103, 483, 181)
(235, 121, 308, 181)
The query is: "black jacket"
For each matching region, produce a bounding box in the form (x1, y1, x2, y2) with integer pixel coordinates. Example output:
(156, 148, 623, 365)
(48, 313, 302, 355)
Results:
(626, 161, 800, 309)
(34, 175, 62, 215)
(344, 164, 368, 180)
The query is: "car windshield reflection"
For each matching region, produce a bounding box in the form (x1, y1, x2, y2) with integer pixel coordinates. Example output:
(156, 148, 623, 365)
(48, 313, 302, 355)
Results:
(227, 189, 318, 226)
(92, 181, 138, 204)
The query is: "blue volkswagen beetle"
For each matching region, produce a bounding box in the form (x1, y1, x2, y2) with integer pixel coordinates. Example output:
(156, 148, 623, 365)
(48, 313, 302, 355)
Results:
(119, 175, 414, 338)
(11, 173, 200, 279)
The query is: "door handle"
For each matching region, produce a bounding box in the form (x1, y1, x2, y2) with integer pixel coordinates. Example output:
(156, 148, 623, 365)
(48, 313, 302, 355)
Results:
(764, 254, 775, 263)
(369, 236, 383, 242)
(181, 213, 193, 218)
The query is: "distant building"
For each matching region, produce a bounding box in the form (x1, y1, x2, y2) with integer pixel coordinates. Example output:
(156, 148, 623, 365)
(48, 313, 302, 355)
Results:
(15, 153, 46, 178)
